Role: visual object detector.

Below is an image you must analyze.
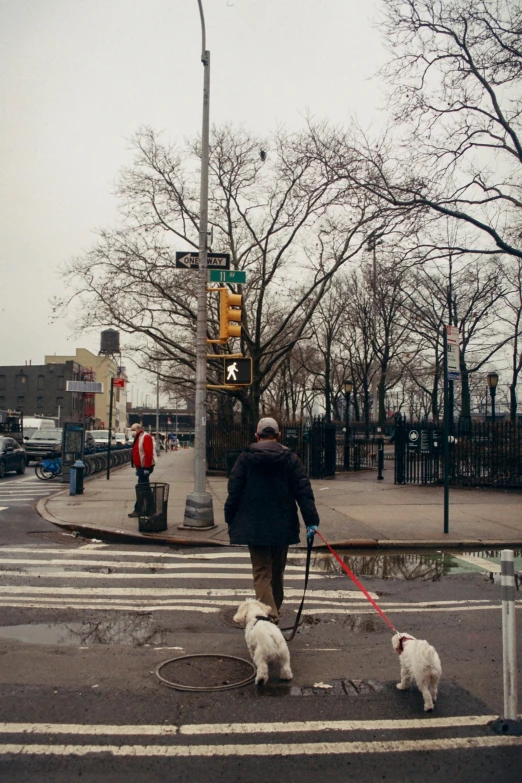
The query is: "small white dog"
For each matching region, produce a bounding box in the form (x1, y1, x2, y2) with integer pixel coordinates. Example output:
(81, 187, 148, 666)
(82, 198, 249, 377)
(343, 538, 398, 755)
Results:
(392, 631, 442, 712)
(233, 599, 293, 686)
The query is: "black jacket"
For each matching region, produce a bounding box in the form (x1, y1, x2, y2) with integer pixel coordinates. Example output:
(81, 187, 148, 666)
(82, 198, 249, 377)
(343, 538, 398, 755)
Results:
(224, 440, 320, 546)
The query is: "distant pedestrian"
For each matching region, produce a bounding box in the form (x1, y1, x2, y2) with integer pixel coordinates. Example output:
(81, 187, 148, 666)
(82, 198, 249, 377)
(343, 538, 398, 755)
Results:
(128, 423, 156, 518)
(224, 417, 320, 622)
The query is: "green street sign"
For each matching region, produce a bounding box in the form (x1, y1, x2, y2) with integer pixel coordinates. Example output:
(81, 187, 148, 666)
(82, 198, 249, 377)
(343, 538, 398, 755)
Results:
(209, 270, 246, 284)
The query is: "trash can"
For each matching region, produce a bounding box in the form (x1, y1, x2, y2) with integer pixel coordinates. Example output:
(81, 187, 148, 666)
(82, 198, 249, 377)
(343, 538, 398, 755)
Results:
(137, 482, 169, 533)
(226, 450, 242, 477)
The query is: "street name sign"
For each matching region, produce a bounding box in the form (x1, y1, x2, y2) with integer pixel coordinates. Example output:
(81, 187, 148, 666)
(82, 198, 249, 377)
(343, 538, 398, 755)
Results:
(112, 378, 125, 388)
(175, 252, 230, 269)
(446, 325, 459, 345)
(224, 358, 252, 386)
(209, 269, 246, 284)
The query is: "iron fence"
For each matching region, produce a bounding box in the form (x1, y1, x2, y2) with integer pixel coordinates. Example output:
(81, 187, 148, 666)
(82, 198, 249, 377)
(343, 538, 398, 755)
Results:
(206, 418, 336, 479)
(394, 416, 522, 488)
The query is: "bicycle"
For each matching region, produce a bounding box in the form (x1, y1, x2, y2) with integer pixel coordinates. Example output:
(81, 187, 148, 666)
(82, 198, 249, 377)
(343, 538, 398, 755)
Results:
(35, 457, 63, 481)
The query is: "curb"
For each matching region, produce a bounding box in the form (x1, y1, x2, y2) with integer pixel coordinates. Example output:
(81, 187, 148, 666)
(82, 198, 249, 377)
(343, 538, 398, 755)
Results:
(35, 495, 522, 550)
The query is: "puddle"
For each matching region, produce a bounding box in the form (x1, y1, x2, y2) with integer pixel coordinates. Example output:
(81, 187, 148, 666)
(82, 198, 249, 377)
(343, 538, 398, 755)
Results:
(295, 549, 522, 581)
(0, 614, 168, 647)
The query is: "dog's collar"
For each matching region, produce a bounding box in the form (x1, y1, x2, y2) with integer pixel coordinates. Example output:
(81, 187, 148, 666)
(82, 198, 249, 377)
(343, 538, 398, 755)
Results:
(254, 615, 277, 626)
(398, 635, 413, 654)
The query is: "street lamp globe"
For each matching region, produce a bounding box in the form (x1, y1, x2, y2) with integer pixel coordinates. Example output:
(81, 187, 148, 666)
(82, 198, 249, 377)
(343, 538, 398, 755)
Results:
(487, 372, 499, 389)
(343, 379, 354, 395)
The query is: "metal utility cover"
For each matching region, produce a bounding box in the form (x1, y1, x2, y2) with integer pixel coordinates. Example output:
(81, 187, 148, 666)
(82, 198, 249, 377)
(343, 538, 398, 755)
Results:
(224, 358, 252, 385)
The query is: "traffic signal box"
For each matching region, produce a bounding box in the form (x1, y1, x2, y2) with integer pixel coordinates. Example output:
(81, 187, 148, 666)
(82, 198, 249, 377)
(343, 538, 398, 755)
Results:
(219, 288, 242, 342)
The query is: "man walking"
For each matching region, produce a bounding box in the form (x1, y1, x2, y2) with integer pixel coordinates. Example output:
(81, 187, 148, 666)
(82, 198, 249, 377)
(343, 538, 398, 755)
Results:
(224, 417, 319, 622)
(128, 423, 156, 518)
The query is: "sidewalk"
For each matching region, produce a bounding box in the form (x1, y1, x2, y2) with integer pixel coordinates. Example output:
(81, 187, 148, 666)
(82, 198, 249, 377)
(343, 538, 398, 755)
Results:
(38, 448, 522, 548)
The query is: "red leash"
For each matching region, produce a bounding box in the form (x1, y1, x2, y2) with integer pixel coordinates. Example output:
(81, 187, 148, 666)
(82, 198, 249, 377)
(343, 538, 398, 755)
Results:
(315, 531, 397, 633)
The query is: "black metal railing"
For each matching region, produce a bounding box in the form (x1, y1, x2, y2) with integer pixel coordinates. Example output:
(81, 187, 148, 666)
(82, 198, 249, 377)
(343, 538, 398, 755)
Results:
(393, 416, 522, 488)
(206, 418, 337, 480)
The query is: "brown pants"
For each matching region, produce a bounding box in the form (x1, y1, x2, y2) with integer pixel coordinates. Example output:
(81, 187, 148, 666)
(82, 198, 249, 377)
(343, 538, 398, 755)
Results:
(248, 545, 289, 621)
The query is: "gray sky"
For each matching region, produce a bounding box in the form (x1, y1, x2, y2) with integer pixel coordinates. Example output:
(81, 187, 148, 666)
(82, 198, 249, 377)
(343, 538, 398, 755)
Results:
(0, 0, 385, 401)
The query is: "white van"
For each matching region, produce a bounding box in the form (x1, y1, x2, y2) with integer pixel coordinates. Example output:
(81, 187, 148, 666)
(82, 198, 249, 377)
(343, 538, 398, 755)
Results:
(23, 417, 59, 441)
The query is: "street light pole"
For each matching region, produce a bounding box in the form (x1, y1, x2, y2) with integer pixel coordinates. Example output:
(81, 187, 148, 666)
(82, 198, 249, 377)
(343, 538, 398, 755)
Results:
(183, 0, 214, 528)
(343, 380, 353, 471)
(488, 372, 499, 422)
(155, 370, 160, 457)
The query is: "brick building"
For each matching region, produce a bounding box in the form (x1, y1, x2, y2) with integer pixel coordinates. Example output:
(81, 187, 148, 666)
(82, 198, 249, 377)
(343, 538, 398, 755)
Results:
(0, 362, 89, 424)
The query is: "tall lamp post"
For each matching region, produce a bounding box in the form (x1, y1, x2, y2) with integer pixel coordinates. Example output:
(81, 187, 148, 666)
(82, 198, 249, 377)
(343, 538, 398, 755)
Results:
(182, 0, 215, 528)
(487, 372, 499, 422)
(343, 379, 353, 471)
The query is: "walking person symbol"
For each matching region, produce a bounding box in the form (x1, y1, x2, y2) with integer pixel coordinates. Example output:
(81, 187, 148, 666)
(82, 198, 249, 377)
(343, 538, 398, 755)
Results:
(227, 362, 238, 382)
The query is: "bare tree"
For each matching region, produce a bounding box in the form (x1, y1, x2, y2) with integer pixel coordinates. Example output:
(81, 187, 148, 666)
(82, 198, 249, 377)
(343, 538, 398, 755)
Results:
(355, 0, 522, 261)
(56, 125, 387, 425)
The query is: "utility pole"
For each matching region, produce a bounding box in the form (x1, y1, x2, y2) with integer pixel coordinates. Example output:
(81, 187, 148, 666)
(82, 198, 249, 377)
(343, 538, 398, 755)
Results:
(182, 0, 214, 528)
(155, 370, 160, 457)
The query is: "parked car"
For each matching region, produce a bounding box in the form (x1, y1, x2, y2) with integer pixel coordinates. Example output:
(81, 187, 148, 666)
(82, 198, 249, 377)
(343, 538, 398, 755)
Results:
(25, 429, 63, 463)
(22, 417, 59, 442)
(92, 430, 116, 448)
(114, 433, 128, 447)
(0, 436, 27, 477)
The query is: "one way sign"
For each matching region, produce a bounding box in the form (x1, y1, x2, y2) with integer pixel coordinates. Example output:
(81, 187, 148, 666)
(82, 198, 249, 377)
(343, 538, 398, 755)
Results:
(175, 252, 230, 269)
(224, 358, 252, 386)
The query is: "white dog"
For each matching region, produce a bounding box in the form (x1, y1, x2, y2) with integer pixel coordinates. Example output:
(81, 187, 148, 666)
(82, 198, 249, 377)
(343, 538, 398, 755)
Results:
(233, 599, 293, 686)
(392, 632, 442, 711)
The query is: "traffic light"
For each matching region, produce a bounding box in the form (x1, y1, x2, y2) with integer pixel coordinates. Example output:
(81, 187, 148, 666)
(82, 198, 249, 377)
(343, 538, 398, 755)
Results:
(219, 287, 242, 342)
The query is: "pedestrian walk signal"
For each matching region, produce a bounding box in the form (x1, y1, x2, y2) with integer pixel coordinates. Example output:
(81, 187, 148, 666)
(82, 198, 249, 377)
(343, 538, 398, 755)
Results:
(220, 288, 242, 342)
(224, 358, 252, 386)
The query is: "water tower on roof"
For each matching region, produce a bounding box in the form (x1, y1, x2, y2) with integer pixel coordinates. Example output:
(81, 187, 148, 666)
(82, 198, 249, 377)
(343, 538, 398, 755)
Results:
(99, 329, 120, 357)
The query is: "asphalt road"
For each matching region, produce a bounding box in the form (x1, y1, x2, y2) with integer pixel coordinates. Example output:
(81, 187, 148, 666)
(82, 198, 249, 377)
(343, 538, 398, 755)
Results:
(0, 485, 520, 781)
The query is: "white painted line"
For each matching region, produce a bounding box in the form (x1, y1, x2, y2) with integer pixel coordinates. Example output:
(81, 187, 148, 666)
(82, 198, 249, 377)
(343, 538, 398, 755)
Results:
(0, 603, 219, 613)
(0, 507, 7, 512)
(0, 715, 498, 736)
(0, 736, 520, 757)
(0, 600, 513, 614)
(0, 548, 338, 560)
(0, 558, 322, 572)
(0, 570, 320, 581)
(0, 585, 465, 599)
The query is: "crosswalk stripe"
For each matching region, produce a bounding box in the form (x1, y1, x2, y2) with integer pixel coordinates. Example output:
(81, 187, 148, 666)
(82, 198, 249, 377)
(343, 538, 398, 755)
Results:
(0, 586, 365, 597)
(0, 570, 319, 581)
(0, 715, 498, 735)
(0, 736, 520, 757)
(0, 558, 327, 572)
(0, 600, 509, 614)
(0, 547, 336, 559)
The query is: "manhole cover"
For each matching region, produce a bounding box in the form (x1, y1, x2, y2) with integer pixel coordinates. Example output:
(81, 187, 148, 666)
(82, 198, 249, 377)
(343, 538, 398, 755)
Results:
(218, 607, 304, 632)
(26, 531, 84, 546)
(155, 654, 255, 691)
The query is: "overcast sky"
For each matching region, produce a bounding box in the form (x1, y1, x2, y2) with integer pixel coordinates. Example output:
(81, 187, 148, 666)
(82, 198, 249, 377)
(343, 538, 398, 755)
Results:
(0, 0, 386, 403)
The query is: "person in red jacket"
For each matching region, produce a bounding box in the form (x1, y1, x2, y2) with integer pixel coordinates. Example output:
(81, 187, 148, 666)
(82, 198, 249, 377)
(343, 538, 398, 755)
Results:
(128, 423, 156, 518)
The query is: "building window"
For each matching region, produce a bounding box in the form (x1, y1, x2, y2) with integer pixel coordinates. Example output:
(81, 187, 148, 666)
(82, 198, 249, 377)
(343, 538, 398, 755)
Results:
(16, 375, 27, 389)
(17, 396, 25, 406)
(0, 396, 5, 406)
(0, 376, 5, 390)
(38, 375, 45, 390)
(37, 396, 44, 408)
(57, 376, 65, 391)
(56, 397, 64, 409)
